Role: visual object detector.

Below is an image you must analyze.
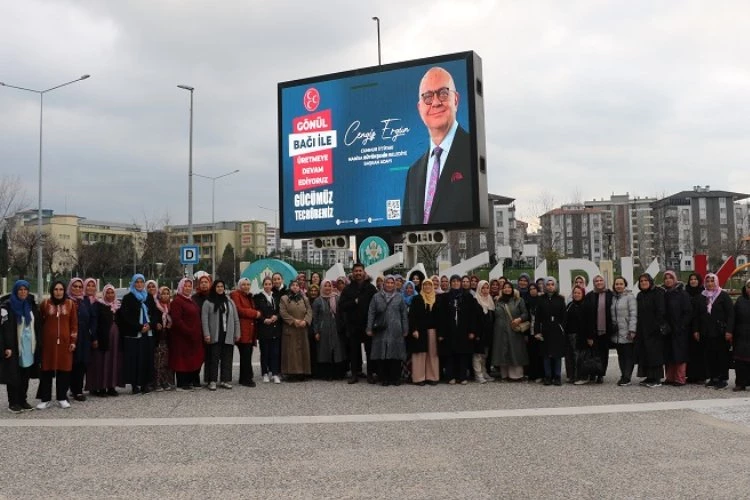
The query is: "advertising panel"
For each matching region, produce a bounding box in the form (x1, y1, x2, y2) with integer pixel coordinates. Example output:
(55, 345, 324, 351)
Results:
(278, 51, 487, 237)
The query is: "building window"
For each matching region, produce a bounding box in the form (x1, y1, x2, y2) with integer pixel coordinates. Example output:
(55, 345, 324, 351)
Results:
(720, 228, 728, 244)
(699, 198, 707, 223)
(700, 228, 708, 246)
(680, 209, 690, 225)
(479, 232, 487, 250)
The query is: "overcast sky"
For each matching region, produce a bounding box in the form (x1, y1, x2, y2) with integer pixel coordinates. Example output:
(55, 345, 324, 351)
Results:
(1, 0, 748, 232)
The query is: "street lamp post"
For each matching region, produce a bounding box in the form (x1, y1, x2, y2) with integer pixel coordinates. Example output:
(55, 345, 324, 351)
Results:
(258, 206, 279, 257)
(1, 74, 90, 298)
(193, 170, 240, 278)
(177, 84, 194, 276)
(372, 16, 381, 65)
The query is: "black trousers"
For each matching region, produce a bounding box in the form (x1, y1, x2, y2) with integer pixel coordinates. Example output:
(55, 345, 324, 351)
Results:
(260, 337, 281, 376)
(704, 336, 730, 381)
(564, 334, 577, 380)
(444, 353, 470, 382)
(377, 359, 401, 384)
(595, 335, 610, 376)
(206, 333, 234, 383)
(37, 370, 71, 402)
(237, 343, 254, 384)
(70, 360, 88, 396)
(176, 371, 201, 388)
(525, 337, 544, 380)
(615, 343, 635, 381)
(6, 367, 33, 406)
(735, 360, 750, 387)
(347, 328, 373, 376)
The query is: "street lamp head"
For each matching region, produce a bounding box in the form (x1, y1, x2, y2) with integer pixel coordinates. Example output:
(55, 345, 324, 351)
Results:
(177, 84, 194, 91)
(372, 16, 379, 21)
(80, 75, 91, 80)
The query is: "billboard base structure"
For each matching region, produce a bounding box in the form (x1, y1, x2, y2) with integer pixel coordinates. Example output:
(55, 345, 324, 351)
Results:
(364, 252, 404, 279)
(441, 251, 489, 278)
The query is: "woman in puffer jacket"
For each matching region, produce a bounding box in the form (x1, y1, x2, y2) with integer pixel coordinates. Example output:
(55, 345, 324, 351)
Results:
(610, 276, 637, 386)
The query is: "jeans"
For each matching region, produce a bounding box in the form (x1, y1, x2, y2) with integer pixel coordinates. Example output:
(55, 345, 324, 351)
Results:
(543, 357, 562, 379)
(260, 337, 281, 376)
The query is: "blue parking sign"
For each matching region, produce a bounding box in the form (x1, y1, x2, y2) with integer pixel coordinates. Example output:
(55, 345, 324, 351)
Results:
(180, 245, 200, 265)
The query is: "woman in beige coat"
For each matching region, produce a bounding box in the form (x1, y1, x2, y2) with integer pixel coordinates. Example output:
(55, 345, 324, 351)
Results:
(279, 281, 313, 381)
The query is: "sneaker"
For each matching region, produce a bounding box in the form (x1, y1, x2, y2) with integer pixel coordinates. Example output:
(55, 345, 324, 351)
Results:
(705, 379, 717, 388)
(574, 379, 589, 385)
(645, 381, 662, 388)
(20, 402, 34, 411)
(272, 375, 281, 384)
(207, 382, 217, 391)
(553, 378, 562, 386)
(460, 380, 468, 385)
(219, 382, 232, 389)
(59, 400, 71, 409)
(475, 376, 487, 384)
(639, 379, 650, 387)
(8, 405, 22, 414)
(36, 401, 52, 410)
(447, 379, 456, 385)
(617, 378, 631, 387)
(715, 381, 728, 390)
(176, 385, 194, 392)
(73, 394, 87, 402)
(262, 374, 271, 383)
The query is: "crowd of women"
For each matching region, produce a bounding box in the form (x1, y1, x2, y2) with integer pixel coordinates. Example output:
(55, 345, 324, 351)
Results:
(1, 265, 749, 413)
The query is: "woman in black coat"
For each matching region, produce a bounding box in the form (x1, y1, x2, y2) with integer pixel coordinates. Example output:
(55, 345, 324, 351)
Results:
(635, 273, 666, 387)
(255, 276, 281, 383)
(117, 273, 158, 394)
(661, 270, 693, 386)
(436, 275, 477, 385)
(565, 285, 588, 384)
(692, 273, 734, 390)
(407, 279, 439, 386)
(732, 278, 750, 391)
(685, 272, 705, 383)
(472, 280, 495, 383)
(534, 277, 567, 386)
(0, 280, 41, 413)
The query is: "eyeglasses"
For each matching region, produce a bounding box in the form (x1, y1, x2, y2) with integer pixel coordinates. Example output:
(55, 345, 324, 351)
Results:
(420, 87, 454, 105)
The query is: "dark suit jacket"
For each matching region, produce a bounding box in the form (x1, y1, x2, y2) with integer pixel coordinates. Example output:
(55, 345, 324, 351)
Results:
(402, 125, 473, 226)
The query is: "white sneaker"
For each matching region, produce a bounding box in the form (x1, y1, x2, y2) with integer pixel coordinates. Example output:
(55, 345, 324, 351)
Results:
(219, 382, 232, 389)
(262, 374, 270, 383)
(272, 375, 281, 384)
(475, 376, 487, 384)
(58, 400, 71, 409)
(36, 401, 52, 410)
(207, 382, 217, 391)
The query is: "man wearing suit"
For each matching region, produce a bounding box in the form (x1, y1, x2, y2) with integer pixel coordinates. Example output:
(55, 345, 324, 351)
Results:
(402, 66, 473, 226)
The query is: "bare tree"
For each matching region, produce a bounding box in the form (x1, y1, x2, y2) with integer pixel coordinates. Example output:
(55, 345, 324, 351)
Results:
(417, 244, 447, 276)
(10, 227, 42, 279)
(0, 174, 29, 223)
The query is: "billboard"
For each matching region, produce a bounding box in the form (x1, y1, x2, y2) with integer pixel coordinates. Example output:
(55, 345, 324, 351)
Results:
(278, 51, 487, 238)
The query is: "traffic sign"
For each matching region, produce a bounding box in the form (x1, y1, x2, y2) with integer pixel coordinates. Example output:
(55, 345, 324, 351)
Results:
(180, 245, 200, 265)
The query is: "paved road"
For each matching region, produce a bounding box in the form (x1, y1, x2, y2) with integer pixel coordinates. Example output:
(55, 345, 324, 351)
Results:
(2, 365, 750, 499)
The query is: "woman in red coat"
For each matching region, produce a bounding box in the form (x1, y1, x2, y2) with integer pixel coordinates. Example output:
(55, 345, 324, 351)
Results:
(169, 278, 204, 390)
(230, 278, 261, 387)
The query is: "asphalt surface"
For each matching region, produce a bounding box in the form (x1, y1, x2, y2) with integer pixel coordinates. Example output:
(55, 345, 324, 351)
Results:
(1, 361, 749, 499)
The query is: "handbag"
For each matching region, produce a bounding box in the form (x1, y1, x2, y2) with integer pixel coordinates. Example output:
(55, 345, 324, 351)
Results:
(576, 348, 603, 377)
(371, 295, 395, 332)
(503, 303, 530, 333)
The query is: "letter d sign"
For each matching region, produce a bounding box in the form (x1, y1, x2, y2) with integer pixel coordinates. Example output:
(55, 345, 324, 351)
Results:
(180, 245, 200, 265)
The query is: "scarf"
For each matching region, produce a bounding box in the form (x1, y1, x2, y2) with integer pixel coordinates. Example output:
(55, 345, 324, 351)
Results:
(208, 280, 229, 313)
(145, 279, 159, 298)
(67, 277, 84, 301)
(402, 280, 416, 306)
(83, 278, 98, 304)
(128, 273, 150, 325)
(177, 278, 193, 298)
(475, 280, 495, 314)
(320, 280, 338, 315)
(156, 286, 172, 328)
(288, 286, 304, 302)
(685, 273, 704, 297)
(420, 280, 436, 309)
(9, 280, 32, 324)
(98, 284, 121, 314)
(701, 273, 722, 313)
(49, 280, 67, 306)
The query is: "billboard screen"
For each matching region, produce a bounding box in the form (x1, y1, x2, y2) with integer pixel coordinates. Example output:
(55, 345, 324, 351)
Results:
(278, 51, 487, 238)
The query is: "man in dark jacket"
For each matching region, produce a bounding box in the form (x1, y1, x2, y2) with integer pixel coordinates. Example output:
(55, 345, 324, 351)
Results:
(583, 275, 614, 383)
(339, 263, 377, 384)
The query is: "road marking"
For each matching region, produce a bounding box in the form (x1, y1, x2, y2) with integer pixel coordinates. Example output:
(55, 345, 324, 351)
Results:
(1, 398, 748, 428)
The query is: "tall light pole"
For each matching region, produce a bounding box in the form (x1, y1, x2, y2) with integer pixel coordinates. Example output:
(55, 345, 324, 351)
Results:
(194, 169, 240, 278)
(371, 17, 381, 65)
(258, 206, 279, 257)
(1, 74, 90, 298)
(177, 84, 195, 276)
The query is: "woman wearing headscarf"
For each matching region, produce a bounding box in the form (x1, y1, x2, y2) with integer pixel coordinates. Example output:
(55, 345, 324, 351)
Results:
(255, 276, 281, 383)
(472, 280, 495, 383)
(408, 278, 439, 386)
(153, 286, 175, 391)
(193, 272, 213, 385)
(408, 270, 426, 293)
(609, 277, 637, 386)
(312, 279, 347, 380)
(170, 278, 204, 390)
(230, 277, 261, 387)
(36, 280, 78, 409)
(534, 277, 567, 386)
(635, 273, 666, 387)
(201, 280, 240, 390)
(732, 278, 750, 391)
(1, 280, 41, 413)
(524, 281, 544, 382)
(693, 273, 734, 389)
(87, 284, 122, 397)
(118, 273, 158, 394)
(279, 280, 313, 381)
(145, 280, 158, 299)
(367, 275, 408, 386)
(68, 277, 98, 402)
(583, 274, 613, 384)
(430, 275, 441, 293)
(662, 270, 692, 386)
(402, 280, 417, 308)
(685, 272, 706, 384)
(436, 275, 477, 385)
(306, 283, 321, 378)
(492, 281, 529, 381)
(566, 286, 590, 384)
